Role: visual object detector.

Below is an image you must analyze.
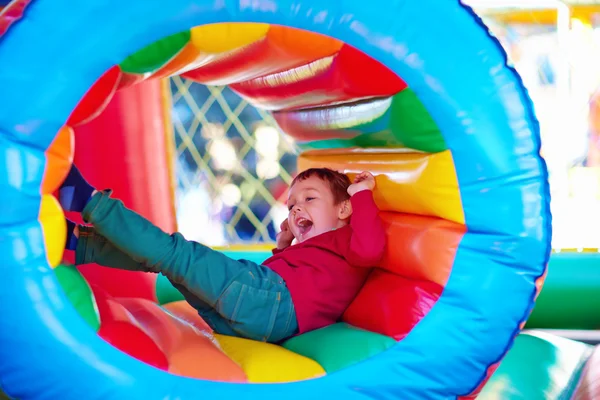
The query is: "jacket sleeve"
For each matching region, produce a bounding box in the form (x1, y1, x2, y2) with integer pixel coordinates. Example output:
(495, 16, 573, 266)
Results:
(342, 190, 386, 267)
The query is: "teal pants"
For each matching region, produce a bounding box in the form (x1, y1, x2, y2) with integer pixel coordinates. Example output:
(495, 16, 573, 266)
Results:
(76, 190, 298, 343)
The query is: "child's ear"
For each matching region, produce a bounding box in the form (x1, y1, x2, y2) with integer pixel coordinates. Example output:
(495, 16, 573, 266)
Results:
(338, 199, 353, 220)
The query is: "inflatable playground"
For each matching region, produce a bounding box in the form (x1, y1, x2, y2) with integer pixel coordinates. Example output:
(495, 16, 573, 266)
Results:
(1, 0, 600, 399)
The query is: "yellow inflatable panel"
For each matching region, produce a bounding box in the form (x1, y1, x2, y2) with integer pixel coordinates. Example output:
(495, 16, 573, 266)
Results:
(190, 23, 269, 53)
(212, 243, 275, 252)
(298, 150, 465, 224)
(214, 334, 326, 383)
(38, 195, 67, 268)
(42, 126, 74, 195)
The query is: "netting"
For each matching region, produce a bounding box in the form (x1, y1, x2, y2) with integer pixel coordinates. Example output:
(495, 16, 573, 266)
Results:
(169, 77, 298, 246)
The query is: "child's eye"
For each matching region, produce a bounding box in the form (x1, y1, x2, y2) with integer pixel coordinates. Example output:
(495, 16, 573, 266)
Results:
(288, 204, 294, 211)
(306, 197, 315, 202)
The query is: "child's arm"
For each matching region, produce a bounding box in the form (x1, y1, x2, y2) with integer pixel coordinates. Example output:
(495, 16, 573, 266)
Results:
(342, 172, 386, 267)
(273, 219, 294, 254)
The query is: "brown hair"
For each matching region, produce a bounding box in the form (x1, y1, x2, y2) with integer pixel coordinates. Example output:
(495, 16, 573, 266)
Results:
(291, 168, 351, 204)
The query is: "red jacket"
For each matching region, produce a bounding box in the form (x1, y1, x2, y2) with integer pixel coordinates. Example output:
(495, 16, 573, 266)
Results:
(265, 190, 386, 334)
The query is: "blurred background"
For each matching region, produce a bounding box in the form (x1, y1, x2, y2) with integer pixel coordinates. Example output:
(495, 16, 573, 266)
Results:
(170, 0, 600, 250)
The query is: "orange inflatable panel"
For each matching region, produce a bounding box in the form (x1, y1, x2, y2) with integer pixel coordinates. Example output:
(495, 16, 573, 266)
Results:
(343, 270, 443, 340)
(380, 212, 465, 286)
(230, 44, 407, 111)
(162, 300, 213, 333)
(182, 25, 342, 86)
(152, 42, 202, 79)
(117, 298, 247, 382)
(42, 126, 74, 195)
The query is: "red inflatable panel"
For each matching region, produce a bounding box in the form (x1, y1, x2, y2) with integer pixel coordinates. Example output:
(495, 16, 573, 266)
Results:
(91, 285, 134, 324)
(229, 44, 407, 111)
(118, 72, 147, 89)
(78, 265, 157, 303)
(73, 80, 175, 234)
(380, 212, 465, 286)
(68, 80, 176, 303)
(182, 25, 342, 86)
(93, 286, 170, 371)
(343, 270, 443, 340)
(98, 322, 170, 371)
(68, 65, 122, 127)
(0, 0, 32, 37)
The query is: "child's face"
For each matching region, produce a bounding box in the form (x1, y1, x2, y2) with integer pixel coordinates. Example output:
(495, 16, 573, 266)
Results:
(286, 176, 350, 243)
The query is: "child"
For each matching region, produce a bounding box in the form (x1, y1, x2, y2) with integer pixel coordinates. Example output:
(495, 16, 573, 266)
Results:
(60, 166, 386, 343)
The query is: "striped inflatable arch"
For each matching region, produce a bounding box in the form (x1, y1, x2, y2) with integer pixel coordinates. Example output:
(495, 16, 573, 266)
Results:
(0, 0, 551, 398)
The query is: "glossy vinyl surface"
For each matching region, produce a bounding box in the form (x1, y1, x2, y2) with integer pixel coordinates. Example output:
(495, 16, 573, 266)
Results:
(229, 44, 407, 111)
(274, 89, 446, 152)
(479, 332, 594, 400)
(182, 24, 342, 86)
(0, 0, 550, 399)
(298, 150, 465, 223)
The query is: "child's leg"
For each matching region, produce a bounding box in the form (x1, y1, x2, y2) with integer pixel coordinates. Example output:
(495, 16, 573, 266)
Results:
(72, 223, 242, 336)
(59, 165, 96, 212)
(168, 281, 240, 337)
(74, 225, 153, 272)
(210, 260, 299, 343)
(74, 220, 296, 341)
(80, 190, 298, 342)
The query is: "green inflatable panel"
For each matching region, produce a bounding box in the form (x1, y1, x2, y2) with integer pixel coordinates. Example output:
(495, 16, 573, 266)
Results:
(282, 322, 397, 373)
(120, 30, 190, 74)
(155, 273, 185, 305)
(155, 249, 272, 305)
(53, 264, 100, 331)
(527, 252, 600, 330)
(298, 89, 446, 153)
(479, 331, 592, 399)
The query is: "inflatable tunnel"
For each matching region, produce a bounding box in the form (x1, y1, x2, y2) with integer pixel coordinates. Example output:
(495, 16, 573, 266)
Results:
(0, 0, 551, 399)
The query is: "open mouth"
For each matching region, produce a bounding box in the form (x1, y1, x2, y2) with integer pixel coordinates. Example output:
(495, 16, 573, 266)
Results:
(296, 217, 314, 236)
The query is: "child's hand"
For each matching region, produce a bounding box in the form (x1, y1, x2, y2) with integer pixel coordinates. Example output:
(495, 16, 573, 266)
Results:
(347, 171, 376, 196)
(276, 219, 295, 249)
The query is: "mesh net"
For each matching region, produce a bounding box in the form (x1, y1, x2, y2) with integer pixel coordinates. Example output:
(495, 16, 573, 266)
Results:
(169, 77, 298, 246)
